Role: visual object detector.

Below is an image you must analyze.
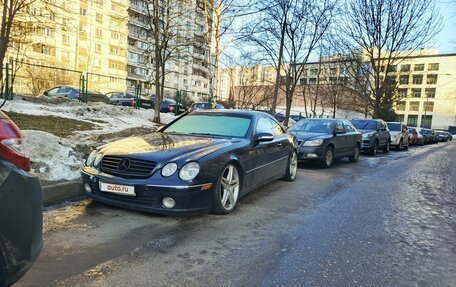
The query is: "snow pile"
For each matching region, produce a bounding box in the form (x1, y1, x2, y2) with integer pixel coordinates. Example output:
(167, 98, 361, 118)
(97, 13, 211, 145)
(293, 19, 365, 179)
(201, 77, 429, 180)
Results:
(24, 130, 84, 181)
(2, 100, 176, 135)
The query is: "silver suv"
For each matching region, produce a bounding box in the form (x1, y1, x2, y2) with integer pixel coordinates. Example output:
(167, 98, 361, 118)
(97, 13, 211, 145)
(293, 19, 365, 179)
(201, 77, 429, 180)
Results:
(387, 122, 409, 150)
(351, 119, 391, 156)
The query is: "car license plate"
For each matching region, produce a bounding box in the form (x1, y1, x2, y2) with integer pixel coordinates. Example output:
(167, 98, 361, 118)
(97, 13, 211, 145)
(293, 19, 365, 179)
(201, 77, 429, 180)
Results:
(99, 182, 135, 196)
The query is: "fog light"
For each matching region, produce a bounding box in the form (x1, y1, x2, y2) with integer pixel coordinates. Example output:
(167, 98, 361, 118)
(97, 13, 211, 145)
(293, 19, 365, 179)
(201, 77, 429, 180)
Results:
(162, 197, 176, 209)
(307, 153, 318, 158)
(84, 183, 92, 193)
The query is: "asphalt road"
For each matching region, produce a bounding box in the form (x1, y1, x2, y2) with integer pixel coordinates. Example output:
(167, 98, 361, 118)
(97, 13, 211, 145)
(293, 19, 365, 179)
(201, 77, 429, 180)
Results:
(16, 142, 456, 287)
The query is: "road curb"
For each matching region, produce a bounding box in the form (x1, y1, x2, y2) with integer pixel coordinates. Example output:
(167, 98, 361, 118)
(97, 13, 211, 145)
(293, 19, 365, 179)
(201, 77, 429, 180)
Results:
(42, 180, 84, 205)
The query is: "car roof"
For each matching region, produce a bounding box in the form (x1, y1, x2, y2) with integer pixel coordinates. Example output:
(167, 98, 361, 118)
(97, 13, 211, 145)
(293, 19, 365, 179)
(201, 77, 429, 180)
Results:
(190, 109, 269, 118)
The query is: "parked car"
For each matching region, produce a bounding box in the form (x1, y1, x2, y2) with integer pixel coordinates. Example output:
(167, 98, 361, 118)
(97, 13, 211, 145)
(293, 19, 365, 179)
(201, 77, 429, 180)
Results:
(415, 128, 429, 145)
(0, 111, 43, 286)
(43, 86, 109, 103)
(81, 110, 297, 215)
(273, 113, 296, 127)
(435, 130, 449, 142)
(351, 119, 391, 155)
(106, 92, 138, 106)
(141, 98, 187, 113)
(386, 122, 409, 150)
(422, 129, 437, 144)
(290, 114, 306, 122)
(446, 132, 453, 141)
(408, 128, 419, 146)
(288, 119, 361, 168)
(189, 102, 225, 112)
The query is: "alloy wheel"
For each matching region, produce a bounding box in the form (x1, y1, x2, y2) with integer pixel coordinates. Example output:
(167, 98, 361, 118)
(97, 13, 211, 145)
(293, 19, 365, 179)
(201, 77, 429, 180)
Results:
(325, 149, 333, 166)
(220, 165, 240, 210)
(290, 152, 298, 179)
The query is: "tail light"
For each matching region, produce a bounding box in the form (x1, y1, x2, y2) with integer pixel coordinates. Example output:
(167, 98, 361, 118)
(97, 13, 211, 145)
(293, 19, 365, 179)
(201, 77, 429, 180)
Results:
(168, 105, 175, 111)
(0, 118, 30, 171)
(130, 99, 135, 106)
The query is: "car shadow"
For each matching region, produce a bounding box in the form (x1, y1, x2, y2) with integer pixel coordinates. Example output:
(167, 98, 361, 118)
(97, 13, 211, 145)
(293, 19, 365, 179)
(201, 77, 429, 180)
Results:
(297, 158, 355, 170)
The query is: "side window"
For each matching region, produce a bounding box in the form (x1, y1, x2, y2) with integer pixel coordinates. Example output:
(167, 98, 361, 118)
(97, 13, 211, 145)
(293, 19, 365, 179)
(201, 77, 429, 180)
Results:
(270, 119, 285, 136)
(343, 120, 355, 132)
(47, 87, 60, 96)
(256, 117, 274, 135)
(335, 120, 345, 132)
(381, 121, 388, 130)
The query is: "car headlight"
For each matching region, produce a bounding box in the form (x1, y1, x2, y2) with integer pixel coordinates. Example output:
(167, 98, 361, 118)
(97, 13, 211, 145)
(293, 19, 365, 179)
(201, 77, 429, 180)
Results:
(86, 150, 97, 166)
(161, 162, 178, 177)
(94, 153, 103, 167)
(362, 132, 374, 138)
(303, 139, 324, 146)
(179, 162, 200, 181)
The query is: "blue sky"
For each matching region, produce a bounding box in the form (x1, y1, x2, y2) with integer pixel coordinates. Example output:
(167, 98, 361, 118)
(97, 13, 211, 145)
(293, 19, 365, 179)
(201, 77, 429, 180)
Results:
(435, 0, 456, 52)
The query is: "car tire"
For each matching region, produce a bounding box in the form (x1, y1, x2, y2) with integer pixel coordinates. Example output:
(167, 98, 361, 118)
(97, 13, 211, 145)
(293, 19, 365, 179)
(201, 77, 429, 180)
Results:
(212, 164, 241, 215)
(369, 140, 378, 156)
(349, 144, 360, 162)
(282, 151, 298, 182)
(398, 139, 403, 150)
(383, 140, 390, 153)
(319, 146, 334, 168)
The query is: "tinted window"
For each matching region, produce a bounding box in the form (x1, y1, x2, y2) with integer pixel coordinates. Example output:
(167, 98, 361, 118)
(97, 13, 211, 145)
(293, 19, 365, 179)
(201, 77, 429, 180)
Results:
(256, 117, 275, 135)
(47, 87, 60, 96)
(192, 103, 211, 110)
(289, 119, 333, 134)
(387, 123, 401, 131)
(343, 120, 356, 132)
(351, 120, 378, 130)
(163, 114, 251, 138)
(271, 119, 284, 136)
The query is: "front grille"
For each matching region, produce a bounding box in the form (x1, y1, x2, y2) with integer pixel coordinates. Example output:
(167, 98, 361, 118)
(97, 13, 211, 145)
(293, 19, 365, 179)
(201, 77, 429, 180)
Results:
(101, 155, 157, 178)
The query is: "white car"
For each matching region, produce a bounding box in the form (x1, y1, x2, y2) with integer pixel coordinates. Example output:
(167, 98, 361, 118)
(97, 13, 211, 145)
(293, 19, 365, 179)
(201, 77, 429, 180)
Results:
(387, 122, 409, 150)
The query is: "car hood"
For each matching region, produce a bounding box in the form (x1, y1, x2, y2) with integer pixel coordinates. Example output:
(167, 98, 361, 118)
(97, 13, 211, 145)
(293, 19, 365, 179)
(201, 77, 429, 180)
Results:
(389, 131, 402, 136)
(290, 132, 331, 141)
(97, 133, 237, 163)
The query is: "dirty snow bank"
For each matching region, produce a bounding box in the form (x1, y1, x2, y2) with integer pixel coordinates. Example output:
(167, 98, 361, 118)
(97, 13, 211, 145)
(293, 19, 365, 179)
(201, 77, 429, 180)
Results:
(24, 130, 83, 181)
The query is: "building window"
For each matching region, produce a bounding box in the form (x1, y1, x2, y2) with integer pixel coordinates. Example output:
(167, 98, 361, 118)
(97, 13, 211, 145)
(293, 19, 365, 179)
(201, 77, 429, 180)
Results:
(423, 102, 434, 112)
(95, 28, 102, 38)
(425, 88, 436, 98)
(407, 115, 418, 127)
(414, 64, 424, 71)
(399, 75, 409, 85)
(397, 115, 405, 123)
(396, 101, 406, 111)
(80, 8, 87, 16)
(309, 69, 318, 76)
(409, 101, 420, 111)
(400, 64, 410, 72)
(95, 43, 102, 52)
(412, 88, 421, 98)
(309, 78, 317, 85)
(62, 34, 69, 44)
(426, 75, 437, 85)
(421, 115, 432, 128)
(300, 78, 307, 85)
(96, 13, 103, 23)
(397, 88, 407, 98)
(412, 75, 423, 84)
(387, 65, 397, 72)
(428, 63, 439, 71)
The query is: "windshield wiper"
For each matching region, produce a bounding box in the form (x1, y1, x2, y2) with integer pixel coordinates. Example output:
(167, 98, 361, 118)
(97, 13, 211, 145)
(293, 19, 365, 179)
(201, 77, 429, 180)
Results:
(188, 132, 225, 138)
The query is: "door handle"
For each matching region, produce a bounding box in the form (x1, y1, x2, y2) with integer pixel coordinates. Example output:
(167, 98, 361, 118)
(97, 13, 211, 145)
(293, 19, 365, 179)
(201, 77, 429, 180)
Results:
(277, 143, 283, 147)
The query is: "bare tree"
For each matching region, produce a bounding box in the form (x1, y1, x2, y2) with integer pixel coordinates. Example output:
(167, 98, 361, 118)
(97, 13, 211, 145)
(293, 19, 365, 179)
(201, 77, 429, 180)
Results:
(337, 0, 442, 120)
(144, 0, 194, 123)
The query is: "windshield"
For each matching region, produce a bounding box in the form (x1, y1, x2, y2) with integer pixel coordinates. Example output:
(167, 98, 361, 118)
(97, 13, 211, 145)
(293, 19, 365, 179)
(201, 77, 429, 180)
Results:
(289, 119, 333, 134)
(387, 123, 401, 131)
(163, 114, 251, 138)
(352, 120, 377, 130)
(192, 103, 211, 110)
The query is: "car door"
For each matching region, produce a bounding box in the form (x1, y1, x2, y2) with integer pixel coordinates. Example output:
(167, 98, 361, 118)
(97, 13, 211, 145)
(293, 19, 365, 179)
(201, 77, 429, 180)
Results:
(343, 120, 359, 152)
(246, 117, 285, 190)
(334, 120, 349, 156)
(402, 124, 409, 145)
(378, 121, 389, 147)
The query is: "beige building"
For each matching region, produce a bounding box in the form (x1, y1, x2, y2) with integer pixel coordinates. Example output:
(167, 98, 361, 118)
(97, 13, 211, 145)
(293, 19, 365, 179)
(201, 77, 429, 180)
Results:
(7, 0, 129, 95)
(392, 52, 456, 130)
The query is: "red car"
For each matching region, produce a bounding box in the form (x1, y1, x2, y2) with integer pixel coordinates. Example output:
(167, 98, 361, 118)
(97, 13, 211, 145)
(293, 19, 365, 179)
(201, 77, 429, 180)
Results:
(408, 128, 418, 146)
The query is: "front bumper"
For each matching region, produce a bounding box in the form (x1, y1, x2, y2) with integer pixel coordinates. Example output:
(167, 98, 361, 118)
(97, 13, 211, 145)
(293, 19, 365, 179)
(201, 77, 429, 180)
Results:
(361, 138, 373, 151)
(297, 145, 326, 160)
(81, 169, 214, 215)
(390, 136, 401, 146)
(0, 161, 43, 287)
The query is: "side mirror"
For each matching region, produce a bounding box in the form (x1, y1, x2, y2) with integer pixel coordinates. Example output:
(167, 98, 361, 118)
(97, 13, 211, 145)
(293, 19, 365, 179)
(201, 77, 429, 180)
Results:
(254, 132, 274, 144)
(334, 128, 346, 134)
(43, 91, 48, 96)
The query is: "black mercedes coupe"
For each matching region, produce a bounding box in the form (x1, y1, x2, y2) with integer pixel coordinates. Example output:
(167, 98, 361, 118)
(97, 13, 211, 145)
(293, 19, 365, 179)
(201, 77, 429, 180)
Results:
(81, 110, 297, 215)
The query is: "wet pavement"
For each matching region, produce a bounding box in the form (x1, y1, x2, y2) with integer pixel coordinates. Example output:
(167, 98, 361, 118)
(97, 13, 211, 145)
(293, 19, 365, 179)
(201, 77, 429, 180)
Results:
(15, 142, 456, 286)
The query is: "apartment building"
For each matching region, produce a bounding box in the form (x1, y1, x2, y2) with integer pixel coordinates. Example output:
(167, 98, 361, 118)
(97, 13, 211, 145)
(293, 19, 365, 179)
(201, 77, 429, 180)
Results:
(127, 0, 213, 99)
(390, 52, 456, 130)
(7, 0, 129, 95)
